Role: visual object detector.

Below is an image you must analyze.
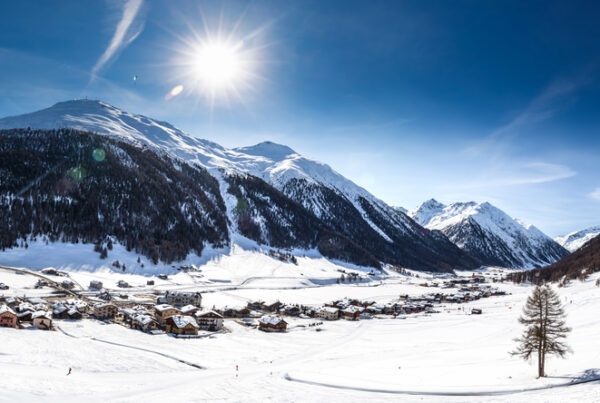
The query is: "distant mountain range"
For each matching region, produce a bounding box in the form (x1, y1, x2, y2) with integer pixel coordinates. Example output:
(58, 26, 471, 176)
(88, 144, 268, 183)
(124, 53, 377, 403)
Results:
(409, 199, 569, 269)
(0, 100, 482, 272)
(555, 226, 600, 252)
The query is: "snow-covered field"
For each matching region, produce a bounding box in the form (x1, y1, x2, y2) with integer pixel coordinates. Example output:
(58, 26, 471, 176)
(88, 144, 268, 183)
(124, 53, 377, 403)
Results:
(0, 245, 599, 402)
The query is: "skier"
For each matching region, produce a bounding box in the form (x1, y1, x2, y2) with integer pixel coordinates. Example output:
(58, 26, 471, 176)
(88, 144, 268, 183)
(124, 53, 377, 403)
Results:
(67, 367, 72, 376)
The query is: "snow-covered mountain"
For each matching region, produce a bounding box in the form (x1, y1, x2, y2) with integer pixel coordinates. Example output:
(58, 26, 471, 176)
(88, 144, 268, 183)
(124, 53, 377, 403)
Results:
(0, 100, 481, 272)
(409, 199, 568, 269)
(555, 226, 600, 252)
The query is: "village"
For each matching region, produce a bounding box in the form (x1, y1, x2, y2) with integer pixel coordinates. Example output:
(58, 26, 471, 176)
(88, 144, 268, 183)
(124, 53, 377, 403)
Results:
(0, 268, 508, 337)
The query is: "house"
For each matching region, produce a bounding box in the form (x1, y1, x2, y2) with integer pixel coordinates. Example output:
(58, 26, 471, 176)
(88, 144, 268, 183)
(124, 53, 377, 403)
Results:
(261, 301, 283, 312)
(341, 305, 362, 320)
(258, 316, 287, 332)
(117, 280, 129, 288)
(0, 283, 9, 290)
(158, 274, 168, 280)
(195, 310, 223, 331)
(0, 304, 18, 328)
(164, 291, 202, 307)
(67, 308, 82, 320)
(61, 280, 75, 289)
(471, 308, 483, 315)
(154, 304, 181, 325)
(246, 301, 264, 310)
(132, 314, 159, 332)
(98, 291, 112, 301)
(316, 306, 340, 320)
(146, 280, 155, 286)
(32, 311, 52, 330)
(165, 315, 199, 335)
(41, 268, 58, 276)
(93, 303, 118, 319)
(221, 307, 250, 318)
(52, 303, 69, 319)
(283, 305, 301, 316)
(89, 280, 103, 290)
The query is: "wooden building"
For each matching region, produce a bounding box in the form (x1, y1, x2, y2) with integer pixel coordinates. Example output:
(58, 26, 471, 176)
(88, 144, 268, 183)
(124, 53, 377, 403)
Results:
(258, 316, 287, 332)
(154, 304, 181, 325)
(0, 304, 18, 328)
(195, 310, 223, 331)
(165, 315, 199, 335)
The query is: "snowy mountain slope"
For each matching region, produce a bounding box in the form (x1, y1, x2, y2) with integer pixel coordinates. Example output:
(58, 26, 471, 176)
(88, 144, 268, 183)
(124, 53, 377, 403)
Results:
(0, 100, 481, 271)
(555, 226, 600, 252)
(409, 199, 568, 269)
(0, 128, 229, 264)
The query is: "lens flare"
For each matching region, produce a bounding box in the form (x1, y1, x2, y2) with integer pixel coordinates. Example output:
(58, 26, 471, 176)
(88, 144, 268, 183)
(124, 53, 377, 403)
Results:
(92, 148, 106, 162)
(69, 166, 86, 182)
(165, 85, 184, 100)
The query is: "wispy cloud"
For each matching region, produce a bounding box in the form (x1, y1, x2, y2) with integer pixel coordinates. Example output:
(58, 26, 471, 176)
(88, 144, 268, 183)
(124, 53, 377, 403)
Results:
(466, 75, 592, 156)
(589, 187, 600, 201)
(91, 0, 145, 79)
(446, 161, 576, 191)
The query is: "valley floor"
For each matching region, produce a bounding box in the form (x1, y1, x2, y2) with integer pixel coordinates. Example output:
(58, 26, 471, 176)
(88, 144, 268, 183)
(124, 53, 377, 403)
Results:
(0, 245, 599, 402)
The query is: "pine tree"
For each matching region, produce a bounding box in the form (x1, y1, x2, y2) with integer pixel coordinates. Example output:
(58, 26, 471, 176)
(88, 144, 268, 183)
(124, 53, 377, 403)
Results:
(511, 284, 571, 377)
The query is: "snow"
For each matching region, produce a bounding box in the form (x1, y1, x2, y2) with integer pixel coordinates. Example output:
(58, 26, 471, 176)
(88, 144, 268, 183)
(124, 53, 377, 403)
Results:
(0, 268, 599, 401)
(410, 199, 565, 268)
(555, 225, 600, 252)
(0, 99, 417, 245)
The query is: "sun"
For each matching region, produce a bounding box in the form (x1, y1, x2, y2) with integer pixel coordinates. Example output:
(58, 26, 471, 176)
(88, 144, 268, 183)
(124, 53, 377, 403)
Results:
(192, 42, 241, 89)
(170, 29, 262, 107)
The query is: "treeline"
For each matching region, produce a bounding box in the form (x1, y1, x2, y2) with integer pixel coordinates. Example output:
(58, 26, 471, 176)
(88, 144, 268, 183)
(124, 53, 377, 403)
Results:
(0, 128, 228, 264)
(508, 234, 600, 285)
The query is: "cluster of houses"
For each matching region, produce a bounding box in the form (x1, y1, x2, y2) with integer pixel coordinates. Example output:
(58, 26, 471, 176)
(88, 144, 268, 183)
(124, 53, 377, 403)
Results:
(81, 291, 225, 337)
(0, 297, 54, 330)
(0, 272, 507, 337)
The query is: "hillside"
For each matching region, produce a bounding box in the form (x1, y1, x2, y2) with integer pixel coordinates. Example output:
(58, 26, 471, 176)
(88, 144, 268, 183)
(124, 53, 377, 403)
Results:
(509, 233, 600, 284)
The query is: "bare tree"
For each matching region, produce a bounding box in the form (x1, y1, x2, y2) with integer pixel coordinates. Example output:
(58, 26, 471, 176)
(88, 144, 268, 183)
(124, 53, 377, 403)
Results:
(512, 284, 571, 377)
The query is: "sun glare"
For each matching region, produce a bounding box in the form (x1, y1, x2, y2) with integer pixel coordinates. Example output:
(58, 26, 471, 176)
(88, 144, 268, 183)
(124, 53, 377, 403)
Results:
(166, 9, 272, 109)
(193, 43, 241, 89)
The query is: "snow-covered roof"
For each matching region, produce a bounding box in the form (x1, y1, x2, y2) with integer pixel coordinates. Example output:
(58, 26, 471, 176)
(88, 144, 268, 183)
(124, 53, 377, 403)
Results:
(94, 303, 116, 309)
(319, 307, 340, 314)
(342, 306, 362, 314)
(154, 304, 178, 312)
(168, 315, 198, 329)
(179, 304, 198, 313)
(195, 310, 223, 318)
(0, 304, 16, 316)
(134, 314, 155, 326)
(259, 315, 286, 325)
(31, 311, 51, 320)
(53, 304, 67, 314)
(166, 291, 201, 297)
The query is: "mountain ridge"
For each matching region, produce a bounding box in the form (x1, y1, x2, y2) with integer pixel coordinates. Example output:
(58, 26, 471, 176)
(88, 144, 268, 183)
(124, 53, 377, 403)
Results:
(409, 199, 568, 269)
(0, 100, 482, 272)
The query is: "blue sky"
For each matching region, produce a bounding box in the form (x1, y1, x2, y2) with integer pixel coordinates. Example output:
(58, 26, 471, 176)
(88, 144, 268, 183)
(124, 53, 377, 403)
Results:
(1, 0, 600, 236)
